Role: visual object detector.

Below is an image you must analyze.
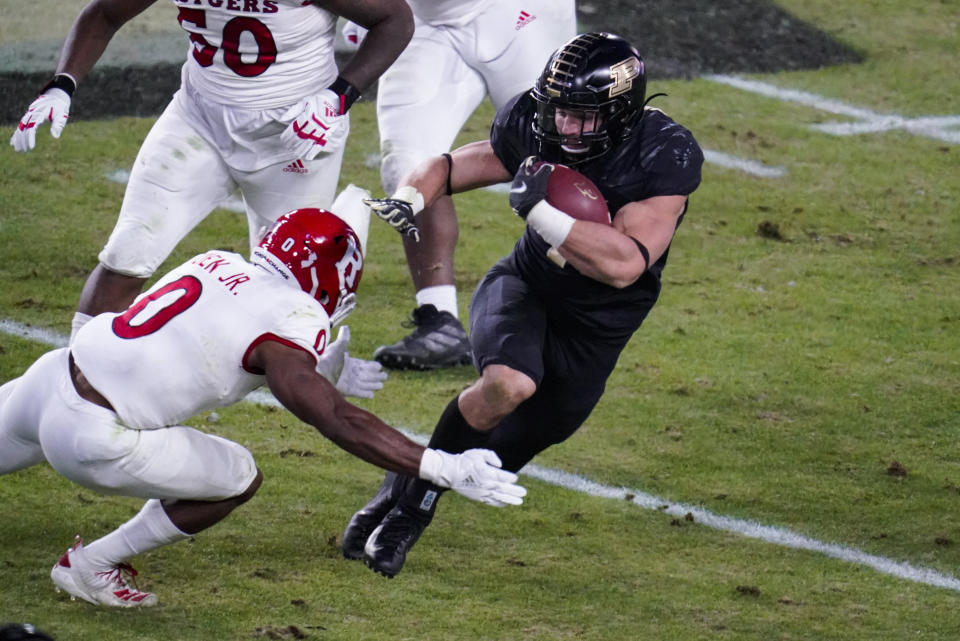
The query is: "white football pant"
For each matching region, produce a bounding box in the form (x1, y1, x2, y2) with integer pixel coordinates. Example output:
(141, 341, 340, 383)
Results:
(377, 0, 576, 193)
(99, 86, 345, 278)
(0, 348, 258, 501)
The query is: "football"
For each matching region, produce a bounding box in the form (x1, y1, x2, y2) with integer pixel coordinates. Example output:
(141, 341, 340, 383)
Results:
(544, 163, 611, 224)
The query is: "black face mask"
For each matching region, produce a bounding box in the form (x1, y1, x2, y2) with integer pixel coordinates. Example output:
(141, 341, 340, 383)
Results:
(532, 102, 613, 166)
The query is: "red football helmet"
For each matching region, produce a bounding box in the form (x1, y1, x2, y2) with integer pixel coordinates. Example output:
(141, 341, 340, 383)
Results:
(252, 208, 364, 325)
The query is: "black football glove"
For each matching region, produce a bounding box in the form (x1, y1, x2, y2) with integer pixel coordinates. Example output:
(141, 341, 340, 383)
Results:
(509, 156, 554, 220)
(364, 197, 420, 242)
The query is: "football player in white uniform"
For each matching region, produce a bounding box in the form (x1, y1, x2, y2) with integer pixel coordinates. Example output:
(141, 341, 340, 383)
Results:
(0, 208, 525, 608)
(341, 0, 577, 370)
(9, 0, 414, 343)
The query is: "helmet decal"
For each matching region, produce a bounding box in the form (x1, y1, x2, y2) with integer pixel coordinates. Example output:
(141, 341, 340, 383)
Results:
(544, 57, 575, 98)
(609, 57, 642, 98)
(300, 251, 318, 270)
(301, 250, 319, 298)
(336, 235, 363, 292)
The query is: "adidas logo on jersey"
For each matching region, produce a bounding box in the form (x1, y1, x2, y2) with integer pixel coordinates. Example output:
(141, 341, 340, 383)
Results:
(283, 159, 309, 174)
(515, 10, 536, 30)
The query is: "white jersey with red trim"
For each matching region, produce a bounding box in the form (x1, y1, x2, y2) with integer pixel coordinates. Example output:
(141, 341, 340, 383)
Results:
(71, 251, 331, 430)
(407, 0, 496, 27)
(173, 0, 338, 109)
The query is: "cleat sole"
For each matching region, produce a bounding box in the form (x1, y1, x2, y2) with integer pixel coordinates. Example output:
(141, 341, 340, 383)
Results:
(363, 559, 396, 578)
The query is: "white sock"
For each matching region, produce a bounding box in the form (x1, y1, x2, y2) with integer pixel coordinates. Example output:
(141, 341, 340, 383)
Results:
(416, 285, 458, 318)
(82, 499, 189, 567)
(69, 312, 92, 345)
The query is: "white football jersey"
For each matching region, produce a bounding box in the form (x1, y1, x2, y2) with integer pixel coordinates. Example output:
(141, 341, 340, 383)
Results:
(407, 0, 496, 27)
(72, 251, 332, 429)
(173, 0, 338, 109)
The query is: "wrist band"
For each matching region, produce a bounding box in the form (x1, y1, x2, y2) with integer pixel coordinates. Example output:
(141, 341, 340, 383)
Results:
(441, 153, 453, 196)
(527, 200, 575, 247)
(419, 448, 442, 483)
(327, 76, 361, 113)
(392, 185, 425, 215)
(632, 238, 650, 270)
(42, 73, 77, 97)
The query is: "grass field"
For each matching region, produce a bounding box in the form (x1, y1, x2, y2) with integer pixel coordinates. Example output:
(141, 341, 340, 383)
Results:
(2, 1, 960, 639)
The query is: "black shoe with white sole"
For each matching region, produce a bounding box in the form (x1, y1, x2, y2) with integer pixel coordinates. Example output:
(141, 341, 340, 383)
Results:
(373, 305, 472, 370)
(341, 472, 409, 561)
(361, 479, 442, 577)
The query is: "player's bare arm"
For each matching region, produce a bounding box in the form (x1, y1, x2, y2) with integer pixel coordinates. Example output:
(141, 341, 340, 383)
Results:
(57, 0, 160, 81)
(408, 141, 513, 209)
(447, 141, 514, 195)
(368, 141, 511, 241)
(10, 0, 159, 152)
(315, 0, 414, 91)
(250, 340, 425, 477)
(251, 338, 525, 508)
(558, 195, 689, 288)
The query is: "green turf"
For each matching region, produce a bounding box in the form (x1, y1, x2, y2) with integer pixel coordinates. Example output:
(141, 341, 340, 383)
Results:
(2, 0, 960, 639)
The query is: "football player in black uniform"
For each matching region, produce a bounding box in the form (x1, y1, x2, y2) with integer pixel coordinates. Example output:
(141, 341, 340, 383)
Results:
(345, 32, 704, 577)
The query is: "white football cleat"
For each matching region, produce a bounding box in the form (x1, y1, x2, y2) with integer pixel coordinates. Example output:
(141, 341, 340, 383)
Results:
(50, 536, 158, 607)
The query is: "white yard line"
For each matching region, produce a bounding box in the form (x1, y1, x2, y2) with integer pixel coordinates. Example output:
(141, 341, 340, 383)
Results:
(5, 320, 960, 592)
(706, 74, 960, 145)
(0, 319, 68, 348)
(701, 150, 786, 178)
(525, 465, 960, 592)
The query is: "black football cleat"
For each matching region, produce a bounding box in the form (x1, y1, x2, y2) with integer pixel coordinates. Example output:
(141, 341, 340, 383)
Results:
(0, 623, 56, 641)
(373, 305, 472, 370)
(362, 503, 434, 578)
(341, 472, 409, 560)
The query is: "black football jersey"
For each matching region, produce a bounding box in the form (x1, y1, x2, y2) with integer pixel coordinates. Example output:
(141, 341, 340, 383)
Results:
(488, 91, 704, 340)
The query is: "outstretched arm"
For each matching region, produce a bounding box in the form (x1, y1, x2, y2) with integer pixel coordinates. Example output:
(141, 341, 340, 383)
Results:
(254, 340, 424, 475)
(414, 141, 514, 208)
(248, 339, 526, 506)
(368, 141, 513, 240)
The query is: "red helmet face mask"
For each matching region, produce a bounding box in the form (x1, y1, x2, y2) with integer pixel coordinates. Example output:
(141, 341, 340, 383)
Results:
(252, 208, 364, 325)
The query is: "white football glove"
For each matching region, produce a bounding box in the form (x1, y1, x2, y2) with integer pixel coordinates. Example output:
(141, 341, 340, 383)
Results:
(10, 88, 71, 153)
(315, 326, 388, 399)
(340, 21, 368, 51)
(280, 89, 349, 161)
(337, 353, 387, 399)
(419, 448, 527, 507)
